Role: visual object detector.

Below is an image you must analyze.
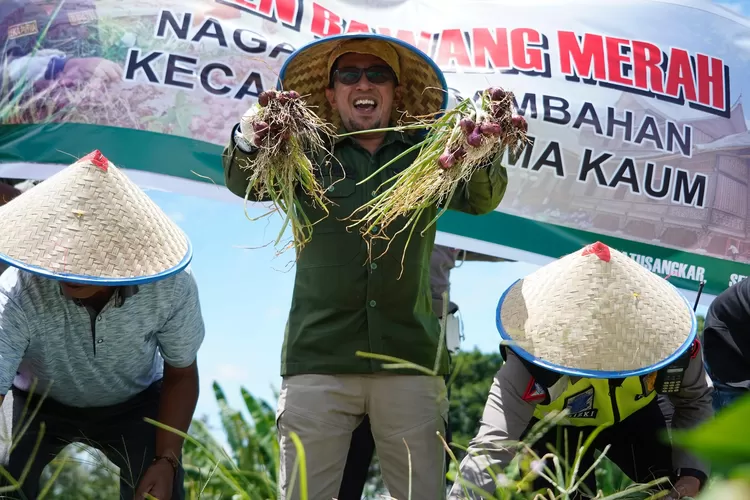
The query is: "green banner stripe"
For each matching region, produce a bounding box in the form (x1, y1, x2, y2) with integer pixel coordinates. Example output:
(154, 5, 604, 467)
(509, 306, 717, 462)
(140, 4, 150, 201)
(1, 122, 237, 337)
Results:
(438, 209, 750, 297)
(0, 123, 225, 186)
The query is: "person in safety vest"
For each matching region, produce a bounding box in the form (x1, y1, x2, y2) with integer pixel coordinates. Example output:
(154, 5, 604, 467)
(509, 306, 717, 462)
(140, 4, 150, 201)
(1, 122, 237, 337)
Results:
(448, 242, 713, 500)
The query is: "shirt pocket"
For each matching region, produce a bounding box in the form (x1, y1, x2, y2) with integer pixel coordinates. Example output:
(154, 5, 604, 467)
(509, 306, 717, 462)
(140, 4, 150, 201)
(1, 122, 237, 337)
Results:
(296, 176, 364, 269)
(309, 175, 358, 234)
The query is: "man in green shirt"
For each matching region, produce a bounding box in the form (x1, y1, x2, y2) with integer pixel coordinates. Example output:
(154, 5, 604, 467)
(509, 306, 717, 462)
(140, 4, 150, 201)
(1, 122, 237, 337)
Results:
(222, 34, 508, 500)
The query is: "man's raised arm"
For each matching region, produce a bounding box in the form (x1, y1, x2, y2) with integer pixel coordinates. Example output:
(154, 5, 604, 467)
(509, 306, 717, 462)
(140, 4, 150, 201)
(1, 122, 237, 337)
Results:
(222, 122, 272, 202)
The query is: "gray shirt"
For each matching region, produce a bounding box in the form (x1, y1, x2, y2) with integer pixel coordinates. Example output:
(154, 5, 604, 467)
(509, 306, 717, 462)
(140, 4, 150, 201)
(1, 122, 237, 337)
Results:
(0, 266, 205, 407)
(430, 245, 459, 318)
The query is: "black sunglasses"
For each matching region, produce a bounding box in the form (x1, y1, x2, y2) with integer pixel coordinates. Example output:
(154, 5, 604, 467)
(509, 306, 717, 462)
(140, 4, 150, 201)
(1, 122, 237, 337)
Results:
(332, 65, 396, 85)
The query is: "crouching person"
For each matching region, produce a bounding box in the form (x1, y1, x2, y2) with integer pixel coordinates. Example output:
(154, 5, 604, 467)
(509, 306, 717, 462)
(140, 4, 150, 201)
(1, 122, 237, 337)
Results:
(449, 242, 712, 500)
(0, 151, 205, 500)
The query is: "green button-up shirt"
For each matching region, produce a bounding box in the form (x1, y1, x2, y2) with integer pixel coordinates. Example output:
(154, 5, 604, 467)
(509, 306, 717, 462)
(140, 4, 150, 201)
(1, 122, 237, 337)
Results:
(223, 127, 508, 376)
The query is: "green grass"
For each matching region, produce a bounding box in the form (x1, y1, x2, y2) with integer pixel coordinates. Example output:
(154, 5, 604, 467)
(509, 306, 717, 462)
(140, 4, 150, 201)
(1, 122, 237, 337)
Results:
(7, 381, 748, 500)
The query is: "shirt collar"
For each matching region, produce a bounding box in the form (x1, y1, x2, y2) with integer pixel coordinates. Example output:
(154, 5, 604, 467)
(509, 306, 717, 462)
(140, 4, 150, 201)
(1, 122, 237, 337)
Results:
(59, 283, 139, 308)
(333, 125, 419, 148)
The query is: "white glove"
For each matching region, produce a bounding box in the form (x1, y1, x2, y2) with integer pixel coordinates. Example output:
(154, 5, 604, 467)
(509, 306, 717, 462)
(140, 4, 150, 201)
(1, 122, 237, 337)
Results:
(234, 103, 262, 152)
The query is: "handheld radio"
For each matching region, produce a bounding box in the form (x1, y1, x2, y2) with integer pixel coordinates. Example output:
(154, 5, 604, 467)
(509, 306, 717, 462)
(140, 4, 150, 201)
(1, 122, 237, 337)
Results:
(654, 280, 705, 394)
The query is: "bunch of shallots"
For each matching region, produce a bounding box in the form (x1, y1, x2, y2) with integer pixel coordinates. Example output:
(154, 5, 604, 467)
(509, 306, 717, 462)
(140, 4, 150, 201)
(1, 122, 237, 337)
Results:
(237, 89, 336, 254)
(341, 86, 529, 271)
(438, 87, 528, 171)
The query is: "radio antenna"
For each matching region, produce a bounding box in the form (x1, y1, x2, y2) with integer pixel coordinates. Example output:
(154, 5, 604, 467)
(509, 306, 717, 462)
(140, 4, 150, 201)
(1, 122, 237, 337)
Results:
(693, 281, 705, 312)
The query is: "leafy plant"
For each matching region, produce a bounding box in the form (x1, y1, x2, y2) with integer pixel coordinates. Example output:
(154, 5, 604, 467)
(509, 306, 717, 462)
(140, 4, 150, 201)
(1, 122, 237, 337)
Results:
(672, 394, 750, 471)
(175, 382, 281, 499)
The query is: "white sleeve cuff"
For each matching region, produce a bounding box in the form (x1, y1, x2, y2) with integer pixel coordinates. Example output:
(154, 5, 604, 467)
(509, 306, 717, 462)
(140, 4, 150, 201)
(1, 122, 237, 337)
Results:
(233, 123, 255, 153)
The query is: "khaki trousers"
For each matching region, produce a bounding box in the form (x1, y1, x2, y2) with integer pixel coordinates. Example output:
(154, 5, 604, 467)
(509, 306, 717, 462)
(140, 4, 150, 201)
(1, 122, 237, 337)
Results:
(276, 374, 449, 500)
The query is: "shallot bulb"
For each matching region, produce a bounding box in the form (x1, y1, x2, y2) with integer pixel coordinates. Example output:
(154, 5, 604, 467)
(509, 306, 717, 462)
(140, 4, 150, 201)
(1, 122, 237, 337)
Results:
(511, 115, 528, 132)
(253, 121, 270, 141)
(491, 87, 506, 101)
(438, 146, 466, 170)
(491, 103, 505, 120)
(258, 90, 276, 107)
(480, 122, 502, 136)
(467, 126, 483, 147)
(459, 117, 475, 136)
(438, 152, 455, 170)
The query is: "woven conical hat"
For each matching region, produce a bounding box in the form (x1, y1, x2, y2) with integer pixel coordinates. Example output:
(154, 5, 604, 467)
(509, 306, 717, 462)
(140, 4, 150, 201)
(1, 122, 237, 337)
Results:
(497, 242, 697, 378)
(0, 150, 191, 285)
(277, 33, 448, 130)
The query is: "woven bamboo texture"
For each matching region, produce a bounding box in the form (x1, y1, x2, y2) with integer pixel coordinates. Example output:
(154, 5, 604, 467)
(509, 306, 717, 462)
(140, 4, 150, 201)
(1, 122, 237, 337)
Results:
(280, 38, 445, 130)
(499, 244, 694, 372)
(0, 154, 189, 279)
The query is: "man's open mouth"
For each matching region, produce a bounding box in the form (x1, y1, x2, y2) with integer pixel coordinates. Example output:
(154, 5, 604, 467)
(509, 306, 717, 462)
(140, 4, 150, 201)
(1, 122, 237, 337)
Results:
(353, 98, 377, 111)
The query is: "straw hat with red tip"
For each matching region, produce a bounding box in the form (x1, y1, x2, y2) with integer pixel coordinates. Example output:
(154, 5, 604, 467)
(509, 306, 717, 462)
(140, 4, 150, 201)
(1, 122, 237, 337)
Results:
(496, 242, 697, 378)
(0, 150, 192, 285)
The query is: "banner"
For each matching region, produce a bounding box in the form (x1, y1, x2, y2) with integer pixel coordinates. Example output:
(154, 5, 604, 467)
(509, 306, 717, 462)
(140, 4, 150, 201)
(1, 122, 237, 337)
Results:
(1, 0, 749, 302)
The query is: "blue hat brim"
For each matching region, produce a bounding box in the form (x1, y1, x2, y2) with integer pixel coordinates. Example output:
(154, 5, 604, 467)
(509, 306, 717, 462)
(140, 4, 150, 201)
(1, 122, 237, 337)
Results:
(496, 278, 698, 379)
(0, 241, 193, 286)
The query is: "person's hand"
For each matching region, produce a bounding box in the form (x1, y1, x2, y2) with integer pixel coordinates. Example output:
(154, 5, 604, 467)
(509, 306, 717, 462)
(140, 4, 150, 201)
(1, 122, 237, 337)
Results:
(239, 103, 264, 149)
(134, 458, 175, 499)
(57, 57, 123, 87)
(666, 476, 701, 499)
(0, 184, 21, 206)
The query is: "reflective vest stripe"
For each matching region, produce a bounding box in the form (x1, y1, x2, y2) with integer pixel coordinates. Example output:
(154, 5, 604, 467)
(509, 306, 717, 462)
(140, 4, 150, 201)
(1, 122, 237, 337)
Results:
(533, 376, 656, 427)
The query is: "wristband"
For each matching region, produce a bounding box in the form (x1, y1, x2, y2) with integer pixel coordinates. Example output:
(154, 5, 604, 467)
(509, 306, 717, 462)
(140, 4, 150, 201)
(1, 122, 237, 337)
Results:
(153, 455, 179, 475)
(676, 468, 707, 490)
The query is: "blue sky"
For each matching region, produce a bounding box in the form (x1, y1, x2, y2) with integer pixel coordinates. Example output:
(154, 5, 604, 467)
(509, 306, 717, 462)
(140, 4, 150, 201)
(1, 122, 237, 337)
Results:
(139, 0, 750, 432)
(717, 1, 750, 16)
